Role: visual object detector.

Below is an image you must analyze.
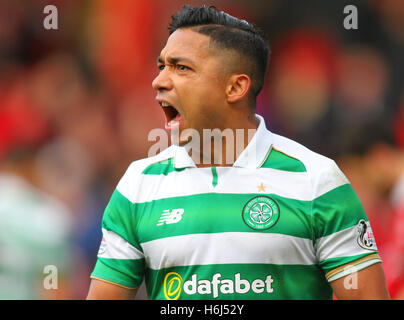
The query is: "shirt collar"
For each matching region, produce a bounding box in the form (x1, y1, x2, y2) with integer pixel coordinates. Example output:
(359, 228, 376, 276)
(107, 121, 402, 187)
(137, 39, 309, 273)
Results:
(173, 114, 273, 169)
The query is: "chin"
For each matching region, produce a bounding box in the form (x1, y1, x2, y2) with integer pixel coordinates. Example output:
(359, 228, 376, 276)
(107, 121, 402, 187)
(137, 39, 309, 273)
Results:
(170, 128, 195, 147)
(170, 137, 188, 146)
(175, 137, 194, 147)
(169, 129, 185, 146)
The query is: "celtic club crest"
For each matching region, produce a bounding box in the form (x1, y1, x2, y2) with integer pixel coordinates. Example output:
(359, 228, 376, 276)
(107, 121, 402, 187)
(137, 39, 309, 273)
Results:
(242, 196, 280, 230)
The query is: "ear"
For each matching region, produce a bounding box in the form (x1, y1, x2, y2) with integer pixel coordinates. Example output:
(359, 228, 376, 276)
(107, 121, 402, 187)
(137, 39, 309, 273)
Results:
(225, 74, 251, 103)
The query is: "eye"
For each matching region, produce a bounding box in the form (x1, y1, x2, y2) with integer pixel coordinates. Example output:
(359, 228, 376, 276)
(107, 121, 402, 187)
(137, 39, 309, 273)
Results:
(158, 64, 165, 71)
(177, 65, 189, 71)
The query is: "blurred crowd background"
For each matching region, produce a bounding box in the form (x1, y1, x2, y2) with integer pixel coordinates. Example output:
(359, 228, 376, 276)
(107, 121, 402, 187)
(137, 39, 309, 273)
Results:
(0, 0, 403, 299)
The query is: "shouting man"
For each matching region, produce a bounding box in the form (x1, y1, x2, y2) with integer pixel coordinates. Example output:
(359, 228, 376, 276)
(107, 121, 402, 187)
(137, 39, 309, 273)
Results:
(87, 5, 390, 300)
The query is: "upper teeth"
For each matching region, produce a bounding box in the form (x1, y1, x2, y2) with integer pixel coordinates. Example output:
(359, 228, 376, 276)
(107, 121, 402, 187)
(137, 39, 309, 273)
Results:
(161, 102, 170, 107)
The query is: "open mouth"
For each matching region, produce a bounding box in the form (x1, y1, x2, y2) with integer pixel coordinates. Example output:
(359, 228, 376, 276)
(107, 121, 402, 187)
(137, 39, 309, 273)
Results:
(160, 101, 182, 130)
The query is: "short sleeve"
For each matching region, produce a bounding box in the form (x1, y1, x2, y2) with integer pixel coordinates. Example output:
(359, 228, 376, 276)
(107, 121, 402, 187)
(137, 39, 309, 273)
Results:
(90, 170, 145, 289)
(311, 161, 382, 282)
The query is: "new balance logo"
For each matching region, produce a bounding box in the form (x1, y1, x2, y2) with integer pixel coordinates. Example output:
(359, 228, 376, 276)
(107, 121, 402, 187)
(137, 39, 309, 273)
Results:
(157, 209, 184, 226)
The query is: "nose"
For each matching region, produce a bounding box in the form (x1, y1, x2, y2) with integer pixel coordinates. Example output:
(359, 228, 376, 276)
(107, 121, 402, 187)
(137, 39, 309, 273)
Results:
(152, 68, 173, 92)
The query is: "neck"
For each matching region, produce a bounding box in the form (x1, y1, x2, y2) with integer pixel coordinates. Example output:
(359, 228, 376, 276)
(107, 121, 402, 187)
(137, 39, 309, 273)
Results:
(1, 161, 40, 189)
(188, 112, 259, 168)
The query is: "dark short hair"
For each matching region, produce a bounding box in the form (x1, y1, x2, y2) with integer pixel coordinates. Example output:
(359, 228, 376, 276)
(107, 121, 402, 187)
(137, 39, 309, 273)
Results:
(169, 5, 270, 102)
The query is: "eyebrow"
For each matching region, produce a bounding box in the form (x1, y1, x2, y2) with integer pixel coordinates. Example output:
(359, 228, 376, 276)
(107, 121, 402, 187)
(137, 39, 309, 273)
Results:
(157, 56, 194, 66)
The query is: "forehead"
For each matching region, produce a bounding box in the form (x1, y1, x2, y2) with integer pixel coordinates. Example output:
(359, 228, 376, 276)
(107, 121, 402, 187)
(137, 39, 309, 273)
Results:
(159, 28, 213, 62)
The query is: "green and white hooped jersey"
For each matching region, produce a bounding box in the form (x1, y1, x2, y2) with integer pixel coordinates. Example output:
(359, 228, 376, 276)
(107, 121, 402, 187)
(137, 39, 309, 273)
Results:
(91, 114, 381, 300)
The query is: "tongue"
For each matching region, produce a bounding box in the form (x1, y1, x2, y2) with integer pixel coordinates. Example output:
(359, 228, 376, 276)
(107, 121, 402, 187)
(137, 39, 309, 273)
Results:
(165, 112, 181, 130)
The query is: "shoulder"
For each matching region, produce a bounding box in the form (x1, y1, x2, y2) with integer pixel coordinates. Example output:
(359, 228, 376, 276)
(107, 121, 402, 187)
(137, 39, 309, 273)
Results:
(0, 173, 72, 242)
(270, 132, 349, 198)
(115, 146, 176, 201)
